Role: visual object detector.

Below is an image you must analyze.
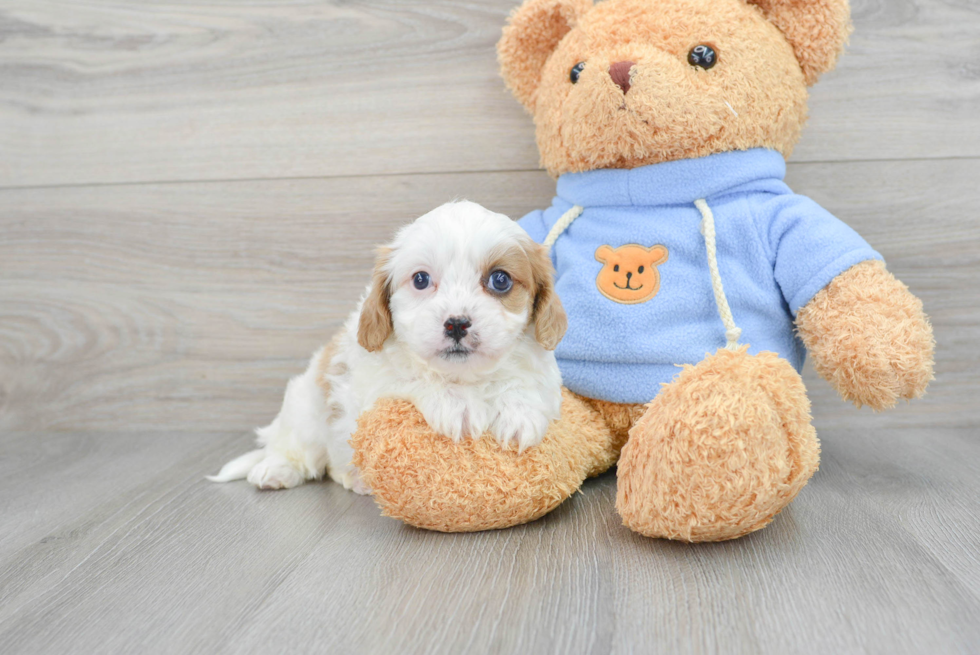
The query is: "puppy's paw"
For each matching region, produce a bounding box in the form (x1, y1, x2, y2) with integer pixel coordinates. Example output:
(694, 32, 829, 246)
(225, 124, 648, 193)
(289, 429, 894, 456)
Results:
(328, 464, 372, 495)
(246, 454, 305, 490)
(347, 467, 372, 495)
(417, 395, 491, 442)
(491, 405, 550, 451)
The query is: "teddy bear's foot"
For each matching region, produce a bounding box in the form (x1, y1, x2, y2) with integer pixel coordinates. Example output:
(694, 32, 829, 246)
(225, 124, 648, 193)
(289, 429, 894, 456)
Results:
(616, 347, 820, 542)
(350, 388, 619, 532)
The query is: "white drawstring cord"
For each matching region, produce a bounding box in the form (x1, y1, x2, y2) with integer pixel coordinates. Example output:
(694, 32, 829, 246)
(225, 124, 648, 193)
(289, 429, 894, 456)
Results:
(695, 198, 742, 350)
(543, 204, 584, 252)
(542, 199, 742, 351)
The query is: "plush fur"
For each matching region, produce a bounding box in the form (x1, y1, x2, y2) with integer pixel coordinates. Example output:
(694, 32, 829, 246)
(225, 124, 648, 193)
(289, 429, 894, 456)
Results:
(351, 390, 648, 532)
(209, 201, 566, 492)
(797, 260, 935, 410)
(353, 347, 820, 540)
(351, 0, 935, 541)
(616, 347, 819, 541)
(352, 389, 621, 532)
(498, 0, 826, 176)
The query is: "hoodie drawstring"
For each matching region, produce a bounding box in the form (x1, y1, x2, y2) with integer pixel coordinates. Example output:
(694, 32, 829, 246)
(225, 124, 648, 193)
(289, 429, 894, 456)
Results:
(695, 198, 742, 350)
(541, 199, 742, 351)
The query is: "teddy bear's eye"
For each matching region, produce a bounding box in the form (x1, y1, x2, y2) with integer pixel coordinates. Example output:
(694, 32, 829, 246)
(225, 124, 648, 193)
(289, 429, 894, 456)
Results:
(688, 45, 717, 69)
(613, 264, 620, 272)
(570, 62, 586, 84)
(638, 266, 645, 274)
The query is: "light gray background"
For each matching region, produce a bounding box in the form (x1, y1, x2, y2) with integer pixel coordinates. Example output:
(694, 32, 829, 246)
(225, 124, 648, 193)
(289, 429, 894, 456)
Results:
(1, 1, 978, 653)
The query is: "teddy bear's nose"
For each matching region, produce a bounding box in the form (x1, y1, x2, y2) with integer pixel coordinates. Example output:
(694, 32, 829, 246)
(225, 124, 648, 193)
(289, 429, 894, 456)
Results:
(609, 61, 635, 94)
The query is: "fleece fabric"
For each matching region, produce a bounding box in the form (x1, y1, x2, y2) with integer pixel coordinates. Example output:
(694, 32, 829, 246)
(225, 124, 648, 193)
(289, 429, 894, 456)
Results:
(518, 148, 882, 404)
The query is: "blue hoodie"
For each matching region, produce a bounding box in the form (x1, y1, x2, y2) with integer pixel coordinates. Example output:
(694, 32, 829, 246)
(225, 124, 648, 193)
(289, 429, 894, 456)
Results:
(518, 148, 881, 404)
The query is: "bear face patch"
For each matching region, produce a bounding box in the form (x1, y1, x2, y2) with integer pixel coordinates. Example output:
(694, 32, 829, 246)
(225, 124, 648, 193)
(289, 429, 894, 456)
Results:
(595, 244, 668, 304)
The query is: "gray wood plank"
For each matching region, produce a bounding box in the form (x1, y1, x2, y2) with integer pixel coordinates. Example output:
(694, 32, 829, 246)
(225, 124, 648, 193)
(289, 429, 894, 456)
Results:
(1, 1, 977, 653)
(0, 428, 977, 654)
(0, 430, 239, 562)
(1, 0, 979, 188)
(2, 159, 977, 434)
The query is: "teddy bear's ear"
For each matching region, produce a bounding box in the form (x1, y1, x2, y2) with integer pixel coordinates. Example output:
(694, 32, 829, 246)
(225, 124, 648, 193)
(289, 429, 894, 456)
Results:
(747, 0, 852, 85)
(497, 0, 592, 110)
(594, 244, 613, 263)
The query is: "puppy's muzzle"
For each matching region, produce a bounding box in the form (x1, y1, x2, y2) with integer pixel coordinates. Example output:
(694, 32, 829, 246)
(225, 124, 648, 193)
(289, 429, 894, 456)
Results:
(444, 316, 471, 343)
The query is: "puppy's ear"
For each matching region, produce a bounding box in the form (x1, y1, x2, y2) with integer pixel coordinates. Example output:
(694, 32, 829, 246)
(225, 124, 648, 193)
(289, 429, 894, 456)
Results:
(497, 0, 593, 111)
(527, 241, 567, 350)
(747, 0, 851, 85)
(357, 248, 394, 352)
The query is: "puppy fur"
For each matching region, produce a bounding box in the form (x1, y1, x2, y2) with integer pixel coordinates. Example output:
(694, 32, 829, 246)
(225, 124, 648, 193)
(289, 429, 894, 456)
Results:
(208, 201, 566, 492)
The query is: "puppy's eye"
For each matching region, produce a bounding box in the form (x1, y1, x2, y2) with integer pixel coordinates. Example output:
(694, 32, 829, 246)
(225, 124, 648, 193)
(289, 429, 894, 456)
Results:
(638, 265, 645, 274)
(570, 62, 586, 84)
(688, 45, 717, 69)
(413, 271, 430, 290)
(488, 270, 513, 293)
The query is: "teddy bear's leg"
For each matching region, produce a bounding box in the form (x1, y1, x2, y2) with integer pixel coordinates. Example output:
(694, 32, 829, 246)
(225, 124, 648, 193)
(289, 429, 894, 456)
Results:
(616, 347, 819, 542)
(350, 388, 620, 532)
(575, 397, 646, 478)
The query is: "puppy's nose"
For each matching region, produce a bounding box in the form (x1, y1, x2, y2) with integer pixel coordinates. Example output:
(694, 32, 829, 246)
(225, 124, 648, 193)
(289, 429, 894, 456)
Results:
(609, 61, 635, 94)
(444, 316, 471, 342)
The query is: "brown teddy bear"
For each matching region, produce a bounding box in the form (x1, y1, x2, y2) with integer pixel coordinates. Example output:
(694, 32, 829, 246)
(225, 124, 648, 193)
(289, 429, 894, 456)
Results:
(350, 0, 935, 541)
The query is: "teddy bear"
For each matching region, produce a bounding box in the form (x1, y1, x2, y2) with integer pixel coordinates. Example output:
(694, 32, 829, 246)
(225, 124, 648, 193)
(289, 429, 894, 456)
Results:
(349, 0, 935, 541)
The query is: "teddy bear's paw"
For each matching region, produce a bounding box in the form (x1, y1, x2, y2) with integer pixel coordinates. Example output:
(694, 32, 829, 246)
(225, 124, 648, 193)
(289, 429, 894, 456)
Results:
(349, 391, 617, 532)
(797, 260, 935, 411)
(616, 347, 820, 542)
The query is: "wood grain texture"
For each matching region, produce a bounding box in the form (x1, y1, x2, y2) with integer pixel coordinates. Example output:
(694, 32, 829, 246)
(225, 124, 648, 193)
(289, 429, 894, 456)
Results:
(2, 159, 978, 434)
(0, 428, 977, 654)
(1, 0, 979, 187)
(1, 0, 979, 652)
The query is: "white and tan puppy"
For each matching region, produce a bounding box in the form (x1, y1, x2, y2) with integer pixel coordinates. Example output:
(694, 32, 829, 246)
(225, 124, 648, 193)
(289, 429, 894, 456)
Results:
(208, 201, 566, 493)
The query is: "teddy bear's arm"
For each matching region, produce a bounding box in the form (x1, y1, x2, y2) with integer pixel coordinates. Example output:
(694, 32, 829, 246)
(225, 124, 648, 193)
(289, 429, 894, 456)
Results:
(795, 260, 934, 410)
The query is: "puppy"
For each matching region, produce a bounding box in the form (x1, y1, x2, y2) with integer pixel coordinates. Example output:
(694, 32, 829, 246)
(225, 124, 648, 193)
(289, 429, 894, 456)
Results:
(208, 201, 567, 493)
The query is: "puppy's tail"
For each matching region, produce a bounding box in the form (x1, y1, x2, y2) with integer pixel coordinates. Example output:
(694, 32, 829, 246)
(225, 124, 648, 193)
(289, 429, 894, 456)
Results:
(206, 448, 266, 482)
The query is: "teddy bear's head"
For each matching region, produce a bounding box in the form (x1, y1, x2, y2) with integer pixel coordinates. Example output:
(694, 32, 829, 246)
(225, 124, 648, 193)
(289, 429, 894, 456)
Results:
(594, 243, 668, 304)
(498, 0, 851, 176)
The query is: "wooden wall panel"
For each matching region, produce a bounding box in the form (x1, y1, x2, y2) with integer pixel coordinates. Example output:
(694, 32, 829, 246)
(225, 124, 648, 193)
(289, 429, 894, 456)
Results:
(1, 0, 978, 187)
(2, 160, 976, 432)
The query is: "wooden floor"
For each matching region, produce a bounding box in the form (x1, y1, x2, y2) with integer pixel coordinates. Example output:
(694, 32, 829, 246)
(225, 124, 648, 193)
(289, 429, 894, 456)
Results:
(1, 1, 979, 653)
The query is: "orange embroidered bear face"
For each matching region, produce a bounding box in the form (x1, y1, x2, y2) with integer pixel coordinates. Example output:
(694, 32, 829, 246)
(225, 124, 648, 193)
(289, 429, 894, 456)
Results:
(594, 244, 668, 304)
